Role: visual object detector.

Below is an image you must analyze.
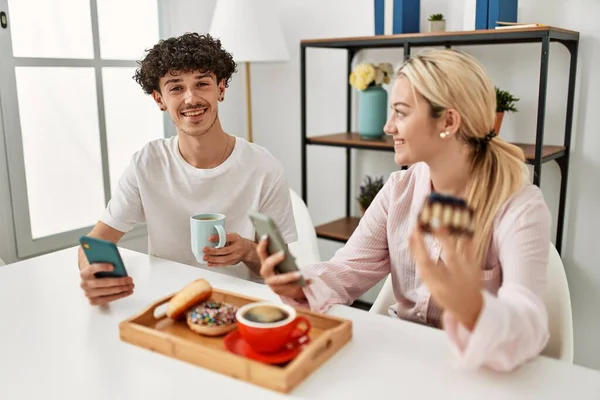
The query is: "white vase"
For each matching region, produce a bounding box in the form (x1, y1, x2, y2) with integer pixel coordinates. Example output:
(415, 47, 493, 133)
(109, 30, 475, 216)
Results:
(429, 20, 446, 33)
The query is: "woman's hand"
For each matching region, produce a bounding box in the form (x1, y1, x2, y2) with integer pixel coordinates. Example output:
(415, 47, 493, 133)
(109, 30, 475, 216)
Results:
(409, 226, 483, 331)
(257, 236, 310, 301)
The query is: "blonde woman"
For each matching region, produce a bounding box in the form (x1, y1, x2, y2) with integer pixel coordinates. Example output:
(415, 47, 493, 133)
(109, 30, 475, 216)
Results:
(257, 48, 552, 372)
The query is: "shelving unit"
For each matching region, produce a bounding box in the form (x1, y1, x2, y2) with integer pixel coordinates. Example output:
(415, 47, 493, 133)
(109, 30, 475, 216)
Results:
(300, 26, 579, 254)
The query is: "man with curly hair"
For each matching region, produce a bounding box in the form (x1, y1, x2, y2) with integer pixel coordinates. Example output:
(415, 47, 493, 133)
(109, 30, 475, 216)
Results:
(77, 33, 297, 306)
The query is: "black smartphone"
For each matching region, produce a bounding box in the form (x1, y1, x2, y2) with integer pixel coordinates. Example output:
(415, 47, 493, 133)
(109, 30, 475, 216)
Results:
(249, 211, 306, 286)
(79, 236, 128, 278)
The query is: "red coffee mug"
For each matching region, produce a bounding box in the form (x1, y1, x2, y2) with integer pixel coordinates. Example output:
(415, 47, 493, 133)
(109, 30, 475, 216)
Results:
(236, 302, 311, 354)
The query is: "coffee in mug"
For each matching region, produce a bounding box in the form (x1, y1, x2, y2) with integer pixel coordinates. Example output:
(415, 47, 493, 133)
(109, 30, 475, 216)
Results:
(242, 305, 290, 324)
(236, 302, 311, 354)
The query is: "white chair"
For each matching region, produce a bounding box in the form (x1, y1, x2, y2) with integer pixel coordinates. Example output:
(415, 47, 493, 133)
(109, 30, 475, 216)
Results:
(544, 243, 574, 363)
(287, 189, 321, 267)
(369, 273, 395, 316)
(369, 243, 574, 363)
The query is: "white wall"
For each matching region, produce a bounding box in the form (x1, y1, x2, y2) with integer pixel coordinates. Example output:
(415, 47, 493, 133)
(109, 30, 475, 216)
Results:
(163, 0, 600, 370)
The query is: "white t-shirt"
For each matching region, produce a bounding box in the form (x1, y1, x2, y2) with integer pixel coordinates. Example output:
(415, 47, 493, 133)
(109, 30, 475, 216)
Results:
(100, 135, 297, 281)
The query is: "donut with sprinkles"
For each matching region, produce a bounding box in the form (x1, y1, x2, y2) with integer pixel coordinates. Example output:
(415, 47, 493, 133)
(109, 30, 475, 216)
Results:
(186, 300, 238, 336)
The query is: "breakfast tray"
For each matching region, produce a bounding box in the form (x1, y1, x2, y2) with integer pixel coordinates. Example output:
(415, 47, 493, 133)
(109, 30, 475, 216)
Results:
(119, 288, 353, 393)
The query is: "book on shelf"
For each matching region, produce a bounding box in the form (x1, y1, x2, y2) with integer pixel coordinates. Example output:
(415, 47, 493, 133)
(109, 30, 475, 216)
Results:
(495, 21, 547, 29)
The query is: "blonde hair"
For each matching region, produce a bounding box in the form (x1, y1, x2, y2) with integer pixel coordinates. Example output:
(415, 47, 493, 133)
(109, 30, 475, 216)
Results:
(398, 49, 526, 267)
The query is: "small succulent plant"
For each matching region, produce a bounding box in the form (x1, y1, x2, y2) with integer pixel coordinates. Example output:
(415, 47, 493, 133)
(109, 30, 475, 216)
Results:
(495, 86, 520, 112)
(357, 175, 385, 212)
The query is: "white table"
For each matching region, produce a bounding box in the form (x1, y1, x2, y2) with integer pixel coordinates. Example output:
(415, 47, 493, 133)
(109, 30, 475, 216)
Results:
(1, 247, 599, 399)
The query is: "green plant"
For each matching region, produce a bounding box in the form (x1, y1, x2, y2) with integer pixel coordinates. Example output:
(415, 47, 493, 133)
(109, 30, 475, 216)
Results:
(428, 13, 444, 21)
(495, 86, 520, 112)
(357, 175, 385, 211)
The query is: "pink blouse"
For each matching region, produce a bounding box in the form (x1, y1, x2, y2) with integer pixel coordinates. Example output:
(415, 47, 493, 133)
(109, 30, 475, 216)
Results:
(286, 162, 552, 372)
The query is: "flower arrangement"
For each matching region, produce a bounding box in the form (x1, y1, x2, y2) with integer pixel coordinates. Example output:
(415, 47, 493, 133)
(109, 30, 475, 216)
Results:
(349, 62, 394, 91)
(357, 175, 385, 213)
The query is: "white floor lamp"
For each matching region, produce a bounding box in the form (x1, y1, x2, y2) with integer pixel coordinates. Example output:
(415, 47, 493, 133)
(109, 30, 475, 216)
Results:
(209, 0, 289, 143)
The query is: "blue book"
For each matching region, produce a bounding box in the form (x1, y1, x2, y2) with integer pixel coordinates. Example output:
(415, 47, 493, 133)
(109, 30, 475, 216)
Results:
(374, 0, 385, 35)
(488, 0, 518, 28)
(392, 0, 420, 34)
(475, 0, 489, 30)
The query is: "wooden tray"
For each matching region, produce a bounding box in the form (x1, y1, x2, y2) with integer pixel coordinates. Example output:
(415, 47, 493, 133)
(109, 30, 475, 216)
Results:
(119, 289, 352, 393)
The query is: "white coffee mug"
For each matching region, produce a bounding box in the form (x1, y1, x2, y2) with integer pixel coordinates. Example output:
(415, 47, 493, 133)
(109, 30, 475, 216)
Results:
(190, 213, 227, 264)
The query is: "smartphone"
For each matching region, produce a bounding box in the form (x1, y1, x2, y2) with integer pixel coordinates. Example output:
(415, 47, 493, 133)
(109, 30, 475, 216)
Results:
(78, 235, 128, 278)
(249, 211, 306, 287)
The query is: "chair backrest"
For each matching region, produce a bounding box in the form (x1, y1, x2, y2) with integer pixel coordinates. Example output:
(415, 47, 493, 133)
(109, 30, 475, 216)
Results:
(369, 273, 394, 316)
(542, 243, 574, 363)
(287, 189, 321, 267)
(370, 242, 574, 363)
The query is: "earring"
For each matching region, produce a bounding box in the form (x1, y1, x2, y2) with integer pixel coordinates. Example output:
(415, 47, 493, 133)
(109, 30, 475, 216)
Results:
(440, 131, 450, 139)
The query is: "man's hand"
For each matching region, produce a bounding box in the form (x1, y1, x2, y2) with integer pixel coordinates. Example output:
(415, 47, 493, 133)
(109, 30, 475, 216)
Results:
(77, 222, 129, 306)
(203, 233, 259, 270)
(79, 254, 134, 306)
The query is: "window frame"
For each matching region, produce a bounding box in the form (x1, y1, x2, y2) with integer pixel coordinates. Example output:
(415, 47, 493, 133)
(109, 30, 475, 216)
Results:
(0, 0, 165, 258)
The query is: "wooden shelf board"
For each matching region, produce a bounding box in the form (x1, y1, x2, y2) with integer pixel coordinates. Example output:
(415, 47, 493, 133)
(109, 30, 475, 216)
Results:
(307, 133, 394, 151)
(301, 26, 579, 47)
(512, 143, 566, 162)
(315, 217, 360, 242)
(306, 133, 565, 163)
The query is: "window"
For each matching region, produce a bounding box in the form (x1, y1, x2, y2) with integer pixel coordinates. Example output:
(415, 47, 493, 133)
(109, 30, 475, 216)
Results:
(0, 0, 163, 258)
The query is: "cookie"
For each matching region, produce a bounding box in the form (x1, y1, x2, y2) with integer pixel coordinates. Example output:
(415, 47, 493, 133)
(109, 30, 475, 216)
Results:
(418, 192, 475, 236)
(166, 278, 213, 320)
(186, 300, 238, 336)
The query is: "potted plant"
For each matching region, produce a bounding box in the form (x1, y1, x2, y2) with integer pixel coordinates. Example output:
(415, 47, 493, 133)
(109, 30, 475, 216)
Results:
(349, 62, 394, 139)
(357, 175, 385, 214)
(495, 86, 519, 134)
(428, 13, 446, 32)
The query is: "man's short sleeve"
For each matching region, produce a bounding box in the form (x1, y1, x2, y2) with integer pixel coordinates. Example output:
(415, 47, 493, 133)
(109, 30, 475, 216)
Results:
(100, 155, 145, 233)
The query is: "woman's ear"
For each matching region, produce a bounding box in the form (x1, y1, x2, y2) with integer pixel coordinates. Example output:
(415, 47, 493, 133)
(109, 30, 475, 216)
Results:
(443, 108, 461, 135)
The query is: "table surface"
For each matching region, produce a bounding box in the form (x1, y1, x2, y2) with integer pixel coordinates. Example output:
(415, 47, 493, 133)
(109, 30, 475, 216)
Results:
(1, 247, 599, 399)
